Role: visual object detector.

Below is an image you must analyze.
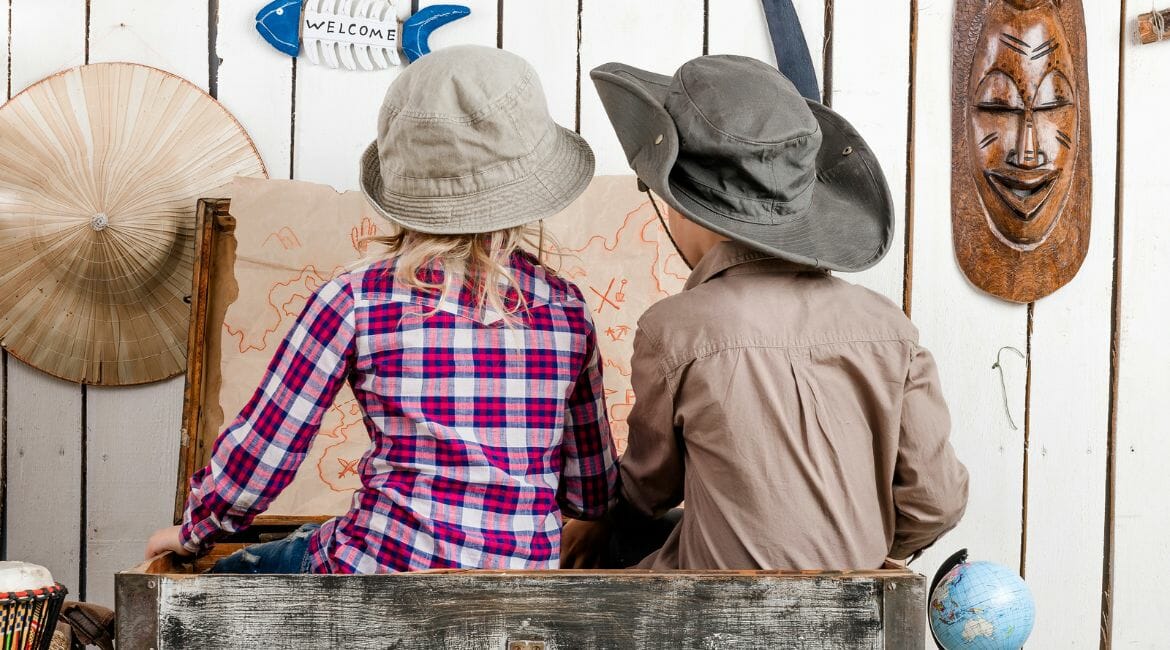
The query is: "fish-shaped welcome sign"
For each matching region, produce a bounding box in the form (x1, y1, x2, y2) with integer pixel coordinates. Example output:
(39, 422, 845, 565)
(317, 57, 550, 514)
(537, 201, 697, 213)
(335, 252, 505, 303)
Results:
(256, 0, 471, 70)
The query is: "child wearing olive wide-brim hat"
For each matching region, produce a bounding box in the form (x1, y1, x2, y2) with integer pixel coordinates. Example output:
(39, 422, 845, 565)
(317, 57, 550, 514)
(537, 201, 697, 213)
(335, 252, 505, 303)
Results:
(562, 54, 968, 572)
(147, 45, 619, 573)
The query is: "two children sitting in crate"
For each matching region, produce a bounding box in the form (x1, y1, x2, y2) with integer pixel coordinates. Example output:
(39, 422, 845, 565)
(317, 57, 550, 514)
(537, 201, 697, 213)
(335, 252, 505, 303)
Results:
(147, 46, 967, 574)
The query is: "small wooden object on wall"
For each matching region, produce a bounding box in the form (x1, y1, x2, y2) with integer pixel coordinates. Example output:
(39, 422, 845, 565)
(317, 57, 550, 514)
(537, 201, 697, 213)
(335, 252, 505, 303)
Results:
(1137, 8, 1170, 44)
(952, 0, 1092, 303)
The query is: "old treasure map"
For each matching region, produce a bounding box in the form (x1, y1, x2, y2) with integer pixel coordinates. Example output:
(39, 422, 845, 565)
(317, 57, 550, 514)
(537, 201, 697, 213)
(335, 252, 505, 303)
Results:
(221, 176, 688, 516)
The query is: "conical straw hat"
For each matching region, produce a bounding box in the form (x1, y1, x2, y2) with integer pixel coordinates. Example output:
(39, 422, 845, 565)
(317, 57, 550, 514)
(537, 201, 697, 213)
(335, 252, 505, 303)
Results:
(0, 63, 266, 385)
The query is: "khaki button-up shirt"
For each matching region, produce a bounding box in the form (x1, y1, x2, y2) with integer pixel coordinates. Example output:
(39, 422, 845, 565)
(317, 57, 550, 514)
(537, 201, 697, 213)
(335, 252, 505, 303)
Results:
(621, 241, 968, 571)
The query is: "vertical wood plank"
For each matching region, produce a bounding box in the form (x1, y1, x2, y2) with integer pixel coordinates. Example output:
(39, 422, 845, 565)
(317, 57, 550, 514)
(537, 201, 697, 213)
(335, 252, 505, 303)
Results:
(293, 0, 498, 190)
(1, 0, 10, 558)
(826, 0, 909, 305)
(81, 0, 206, 606)
(709, 0, 827, 93)
(4, 0, 87, 592)
(909, 0, 1027, 598)
(1022, 2, 1120, 646)
(1112, 3, 1168, 646)
(8, 0, 86, 92)
(86, 1, 208, 86)
(4, 364, 83, 591)
(215, 0, 294, 178)
(579, 0, 704, 176)
(500, 0, 578, 130)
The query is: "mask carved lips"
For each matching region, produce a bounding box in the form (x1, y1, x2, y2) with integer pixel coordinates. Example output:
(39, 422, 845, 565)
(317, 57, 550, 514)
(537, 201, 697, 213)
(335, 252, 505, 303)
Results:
(984, 167, 1061, 221)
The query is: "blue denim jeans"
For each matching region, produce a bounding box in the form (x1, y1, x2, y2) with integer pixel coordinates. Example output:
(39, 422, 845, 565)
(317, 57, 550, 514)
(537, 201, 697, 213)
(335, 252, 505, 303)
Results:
(208, 524, 319, 574)
(761, 0, 821, 102)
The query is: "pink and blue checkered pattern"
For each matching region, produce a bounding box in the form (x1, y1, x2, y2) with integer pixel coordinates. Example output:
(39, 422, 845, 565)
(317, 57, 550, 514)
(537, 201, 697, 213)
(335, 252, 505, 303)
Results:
(180, 252, 619, 573)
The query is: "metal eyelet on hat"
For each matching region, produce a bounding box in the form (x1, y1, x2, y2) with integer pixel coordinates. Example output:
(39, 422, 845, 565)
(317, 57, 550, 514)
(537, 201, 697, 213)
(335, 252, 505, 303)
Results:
(655, 134, 664, 145)
(842, 146, 854, 156)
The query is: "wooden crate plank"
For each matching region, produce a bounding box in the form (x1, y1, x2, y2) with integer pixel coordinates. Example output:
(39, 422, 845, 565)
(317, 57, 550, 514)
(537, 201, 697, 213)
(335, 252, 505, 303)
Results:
(500, 0, 579, 130)
(579, 0, 704, 176)
(828, 0, 909, 305)
(908, 0, 1027, 601)
(216, 0, 294, 178)
(1112, 3, 1168, 646)
(4, 0, 87, 591)
(8, 0, 86, 93)
(1022, 2, 1120, 647)
(4, 362, 82, 592)
(81, 0, 205, 607)
(150, 573, 917, 649)
(86, 0, 208, 87)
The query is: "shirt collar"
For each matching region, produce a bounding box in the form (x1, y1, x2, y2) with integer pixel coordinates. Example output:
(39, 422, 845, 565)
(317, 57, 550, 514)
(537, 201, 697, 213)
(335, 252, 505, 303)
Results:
(683, 241, 822, 290)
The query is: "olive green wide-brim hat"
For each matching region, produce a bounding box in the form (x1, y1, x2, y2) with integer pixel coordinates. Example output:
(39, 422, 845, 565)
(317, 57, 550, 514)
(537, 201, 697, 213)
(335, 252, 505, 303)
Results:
(590, 55, 893, 272)
(361, 45, 595, 235)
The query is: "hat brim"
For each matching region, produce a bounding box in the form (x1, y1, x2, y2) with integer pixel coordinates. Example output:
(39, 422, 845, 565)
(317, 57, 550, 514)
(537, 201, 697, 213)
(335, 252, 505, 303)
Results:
(359, 124, 596, 235)
(590, 63, 894, 273)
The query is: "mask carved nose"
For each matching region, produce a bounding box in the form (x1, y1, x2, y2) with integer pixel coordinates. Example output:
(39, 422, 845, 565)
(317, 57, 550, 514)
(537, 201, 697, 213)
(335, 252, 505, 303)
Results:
(1011, 115, 1045, 169)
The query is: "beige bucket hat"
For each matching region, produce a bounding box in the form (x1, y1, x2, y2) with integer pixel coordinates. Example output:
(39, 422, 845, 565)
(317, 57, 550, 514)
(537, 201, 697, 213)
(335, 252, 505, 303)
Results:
(360, 45, 595, 234)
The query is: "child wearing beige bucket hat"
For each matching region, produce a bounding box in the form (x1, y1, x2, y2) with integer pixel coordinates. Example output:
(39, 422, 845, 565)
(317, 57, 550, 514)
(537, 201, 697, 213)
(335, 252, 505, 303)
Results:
(147, 45, 619, 574)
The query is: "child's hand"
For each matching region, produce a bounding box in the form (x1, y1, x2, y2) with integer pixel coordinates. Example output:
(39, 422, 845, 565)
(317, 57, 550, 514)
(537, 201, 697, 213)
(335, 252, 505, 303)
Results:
(145, 525, 193, 560)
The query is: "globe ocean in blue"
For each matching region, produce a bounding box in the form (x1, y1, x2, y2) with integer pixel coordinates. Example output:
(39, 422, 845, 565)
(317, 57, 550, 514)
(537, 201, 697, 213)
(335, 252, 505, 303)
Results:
(929, 561, 1035, 649)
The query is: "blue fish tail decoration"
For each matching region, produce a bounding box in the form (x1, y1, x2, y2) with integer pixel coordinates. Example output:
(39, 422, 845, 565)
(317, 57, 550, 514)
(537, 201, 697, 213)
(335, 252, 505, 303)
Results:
(401, 4, 472, 63)
(256, 0, 303, 57)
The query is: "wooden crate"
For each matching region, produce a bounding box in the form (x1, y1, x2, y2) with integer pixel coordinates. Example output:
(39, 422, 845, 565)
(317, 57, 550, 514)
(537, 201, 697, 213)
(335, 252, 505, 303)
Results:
(117, 198, 927, 649)
(117, 554, 925, 649)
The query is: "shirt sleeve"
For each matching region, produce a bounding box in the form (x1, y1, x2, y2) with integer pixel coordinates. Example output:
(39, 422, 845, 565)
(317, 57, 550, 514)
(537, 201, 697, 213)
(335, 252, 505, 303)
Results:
(179, 276, 358, 554)
(889, 344, 970, 560)
(617, 324, 685, 518)
(557, 314, 620, 521)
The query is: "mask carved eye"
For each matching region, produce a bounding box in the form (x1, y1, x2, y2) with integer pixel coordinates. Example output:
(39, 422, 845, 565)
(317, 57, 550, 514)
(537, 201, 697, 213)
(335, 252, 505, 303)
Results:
(1034, 71, 1074, 111)
(974, 72, 1025, 112)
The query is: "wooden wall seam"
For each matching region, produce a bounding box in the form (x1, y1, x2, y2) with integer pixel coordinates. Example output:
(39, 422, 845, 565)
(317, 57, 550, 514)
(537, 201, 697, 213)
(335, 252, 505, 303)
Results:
(208, 0, 220, 98)
(1019, 303, 1034, 579)
(496, 0, 503, 48)
(903, 0, 918, 317)
(702, 0, 710, 55)
(821, 0, 833, 106)
(574, 0, 582, 134)
(289, 58, 297, 179)
(1, 352, 7, 561)
(1099, 2, 1127, 647)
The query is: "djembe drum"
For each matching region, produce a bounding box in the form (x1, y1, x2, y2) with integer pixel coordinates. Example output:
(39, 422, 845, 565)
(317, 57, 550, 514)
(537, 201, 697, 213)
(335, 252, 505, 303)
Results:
(0, 562, 67, 650)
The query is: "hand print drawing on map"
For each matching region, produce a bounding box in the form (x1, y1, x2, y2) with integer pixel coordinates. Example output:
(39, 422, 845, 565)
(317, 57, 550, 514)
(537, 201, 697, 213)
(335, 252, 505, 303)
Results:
(217, 176, 686, 516)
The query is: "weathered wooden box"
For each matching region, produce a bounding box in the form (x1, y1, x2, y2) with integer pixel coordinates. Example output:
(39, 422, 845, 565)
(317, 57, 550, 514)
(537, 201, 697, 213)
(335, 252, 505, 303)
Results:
(115, 199, 927, 649)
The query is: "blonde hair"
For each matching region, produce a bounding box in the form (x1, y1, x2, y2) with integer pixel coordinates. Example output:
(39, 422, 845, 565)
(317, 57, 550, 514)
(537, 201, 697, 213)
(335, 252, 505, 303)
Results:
(360, 223, 557, 326)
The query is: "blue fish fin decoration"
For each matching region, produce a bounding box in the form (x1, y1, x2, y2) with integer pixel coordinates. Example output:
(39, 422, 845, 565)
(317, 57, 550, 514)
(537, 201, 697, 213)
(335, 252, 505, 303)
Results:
(402, 5, 471, 63)
(256, 0, 303, 58)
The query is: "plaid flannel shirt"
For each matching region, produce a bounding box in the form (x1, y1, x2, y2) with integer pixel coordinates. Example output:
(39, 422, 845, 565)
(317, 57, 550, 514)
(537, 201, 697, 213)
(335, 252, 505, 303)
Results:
(180, 252, 619, 573)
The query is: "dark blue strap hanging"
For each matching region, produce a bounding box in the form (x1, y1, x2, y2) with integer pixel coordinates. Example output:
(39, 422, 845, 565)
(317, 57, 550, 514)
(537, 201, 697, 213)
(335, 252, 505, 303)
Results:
(760, 0, 821, 102)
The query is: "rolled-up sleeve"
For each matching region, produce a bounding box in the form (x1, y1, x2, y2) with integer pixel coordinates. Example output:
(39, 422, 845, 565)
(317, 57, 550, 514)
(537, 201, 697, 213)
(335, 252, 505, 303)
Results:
(889, 344, 969, 560)
(180, 276, 357, 554)
(618, 325, 685, 518)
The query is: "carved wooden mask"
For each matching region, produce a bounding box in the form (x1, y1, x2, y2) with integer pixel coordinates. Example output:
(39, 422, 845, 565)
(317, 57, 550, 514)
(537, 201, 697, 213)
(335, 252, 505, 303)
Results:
(952, 0, 1091, 302)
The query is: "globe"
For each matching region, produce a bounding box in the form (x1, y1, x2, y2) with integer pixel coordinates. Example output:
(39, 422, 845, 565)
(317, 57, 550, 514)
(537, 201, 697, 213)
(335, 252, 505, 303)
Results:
(929, 561, 1035, 649)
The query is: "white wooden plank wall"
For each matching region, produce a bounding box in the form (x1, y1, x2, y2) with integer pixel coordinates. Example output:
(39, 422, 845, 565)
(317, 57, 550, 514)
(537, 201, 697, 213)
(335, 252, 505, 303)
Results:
(79, 0, 207, 609)
(0, 4, 1163, 647)
(909, 0, 1028, 621)
(5, 0, 88, 599)
(0, 0, 9, 557)
(1113, 3, 1166, 647)
(579, 0, 705, 176)
(1023, 2, 1120, 646)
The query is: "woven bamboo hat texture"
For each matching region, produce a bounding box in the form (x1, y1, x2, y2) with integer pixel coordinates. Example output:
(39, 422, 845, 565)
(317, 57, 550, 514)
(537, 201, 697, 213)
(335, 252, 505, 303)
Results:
(0, 63, 266, 385)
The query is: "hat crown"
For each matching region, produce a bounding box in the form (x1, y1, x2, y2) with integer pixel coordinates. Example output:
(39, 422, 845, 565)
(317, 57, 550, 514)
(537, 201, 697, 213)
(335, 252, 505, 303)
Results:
(375, 45, 554, 197)
(664, 55, 822, 219)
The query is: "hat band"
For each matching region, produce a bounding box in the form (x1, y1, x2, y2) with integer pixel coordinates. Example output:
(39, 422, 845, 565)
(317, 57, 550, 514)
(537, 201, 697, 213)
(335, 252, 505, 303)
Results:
(669, 165, 815, 226)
